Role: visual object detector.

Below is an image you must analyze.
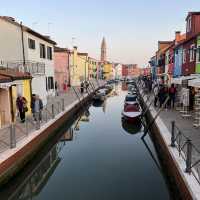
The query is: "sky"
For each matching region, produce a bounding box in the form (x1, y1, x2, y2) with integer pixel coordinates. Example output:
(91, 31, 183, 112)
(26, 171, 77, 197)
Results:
(1, 0, 200, 67)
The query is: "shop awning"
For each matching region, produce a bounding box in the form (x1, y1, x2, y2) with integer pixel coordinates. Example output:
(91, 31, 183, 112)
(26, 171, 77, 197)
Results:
(171, 76, 198, 85)
(188, 78, 200, 88)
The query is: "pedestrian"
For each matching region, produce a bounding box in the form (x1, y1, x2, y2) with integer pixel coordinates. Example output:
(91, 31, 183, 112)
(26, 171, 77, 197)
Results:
(63, 81, 67, 92)
(55, 81, 58, 96)
(31, 94, 36, 121)
(153, 84, 159, 107)
(169, 84, 177, 109)
(81, 82, 84, 93)
(85, 81, 89, 92)
(158, 85, 165, 108)
(16, 94, 28, 123)
(163, 85, 169, 109)
(34, 95, 43, 122)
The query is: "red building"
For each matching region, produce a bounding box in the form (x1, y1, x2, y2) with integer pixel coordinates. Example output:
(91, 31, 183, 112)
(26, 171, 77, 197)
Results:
(122, 64, 139, 77)
(182, 12, 200, 75)
(54, 47, 70, 91)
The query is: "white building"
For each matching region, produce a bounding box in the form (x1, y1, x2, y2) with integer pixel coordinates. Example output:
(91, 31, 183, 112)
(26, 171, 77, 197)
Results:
(0, 16, 56, 105)
(114, 63, 122, 79)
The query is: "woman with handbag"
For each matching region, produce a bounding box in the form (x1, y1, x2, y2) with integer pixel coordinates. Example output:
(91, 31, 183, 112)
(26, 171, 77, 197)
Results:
(16, 95, 28, 123)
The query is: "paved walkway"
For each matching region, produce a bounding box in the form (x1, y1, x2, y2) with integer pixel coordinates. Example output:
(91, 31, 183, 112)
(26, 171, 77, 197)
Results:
(0, 80, 104, 153)
(143, 91, 200, 181)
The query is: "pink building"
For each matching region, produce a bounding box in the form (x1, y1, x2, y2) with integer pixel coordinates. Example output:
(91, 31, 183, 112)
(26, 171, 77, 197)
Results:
(54, 47, 70, 91)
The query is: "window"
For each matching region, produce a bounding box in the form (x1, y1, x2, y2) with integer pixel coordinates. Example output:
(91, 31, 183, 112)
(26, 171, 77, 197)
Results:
(187, 16, 192, 32)
(40, 43, 46, 58)
(197, 46, 200, 63)
(183, 49, 186, 64)
(190, 44, 195, 62)
(28, 38, 35, 49)
(48, 76, 54, 90)
(47, 46, 52, 60)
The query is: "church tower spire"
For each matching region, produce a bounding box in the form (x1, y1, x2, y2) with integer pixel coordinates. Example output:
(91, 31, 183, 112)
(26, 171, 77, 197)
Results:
(101, 37, 107, 62)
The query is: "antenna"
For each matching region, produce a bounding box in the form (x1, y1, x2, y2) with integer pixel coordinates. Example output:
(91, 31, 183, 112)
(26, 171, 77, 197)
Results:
(32, 22, 38, 29)
(48, 22, 53, 35)
(72, 37, 76, 47)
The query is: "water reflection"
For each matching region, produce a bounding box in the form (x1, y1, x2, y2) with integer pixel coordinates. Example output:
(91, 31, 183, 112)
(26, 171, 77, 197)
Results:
(0, 84, 173, 200)
(6, 143, 63, 200)
(121, 119, 142, 135)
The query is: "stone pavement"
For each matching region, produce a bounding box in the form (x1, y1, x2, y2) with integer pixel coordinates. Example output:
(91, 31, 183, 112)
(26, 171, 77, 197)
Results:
(0, 79, 104, 154)
(143, 92, 200, 181)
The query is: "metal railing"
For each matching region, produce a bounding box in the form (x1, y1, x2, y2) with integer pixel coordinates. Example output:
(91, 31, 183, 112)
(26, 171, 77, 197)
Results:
(136, 79, 200, 184)
(170, 121, 200, 183)
(0, 60, 45, 75)
(0, 79, 104, 153)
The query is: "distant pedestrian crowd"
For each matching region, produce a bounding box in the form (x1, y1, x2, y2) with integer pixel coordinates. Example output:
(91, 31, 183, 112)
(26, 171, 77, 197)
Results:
(141, 76, 177, 109)
(80, 81, 90, 93)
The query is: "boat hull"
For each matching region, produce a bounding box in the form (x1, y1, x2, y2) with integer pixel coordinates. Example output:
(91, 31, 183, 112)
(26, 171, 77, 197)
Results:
(122, 111, 141, 122)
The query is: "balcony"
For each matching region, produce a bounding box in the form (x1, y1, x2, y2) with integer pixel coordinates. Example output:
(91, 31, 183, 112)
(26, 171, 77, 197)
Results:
(0, 60, 45, 75)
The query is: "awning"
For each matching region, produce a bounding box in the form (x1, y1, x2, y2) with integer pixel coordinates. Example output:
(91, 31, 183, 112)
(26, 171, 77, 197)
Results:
(171, 76, 197, 85)
(188, 78, 200, 88)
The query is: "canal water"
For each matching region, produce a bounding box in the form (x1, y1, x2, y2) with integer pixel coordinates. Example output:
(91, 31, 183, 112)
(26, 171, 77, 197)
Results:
(0, 84, 173, 200)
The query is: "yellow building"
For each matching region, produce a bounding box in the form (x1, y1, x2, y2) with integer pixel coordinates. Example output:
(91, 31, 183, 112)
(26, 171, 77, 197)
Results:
(0, 69, 32, 127)
(103, 63, 113, 80)
(88, 57, 99, 79)
(70, 47, 89, 86)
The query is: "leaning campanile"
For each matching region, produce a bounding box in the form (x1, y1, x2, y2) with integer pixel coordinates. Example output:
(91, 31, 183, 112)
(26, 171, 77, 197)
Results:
(101, 37, 107, 62)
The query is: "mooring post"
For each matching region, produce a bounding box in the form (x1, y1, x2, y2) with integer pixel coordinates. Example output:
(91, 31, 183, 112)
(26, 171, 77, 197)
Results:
(35, 112, 41, 130)
(10, 123, 16, 148)
(62, 98, 65, 111)
(171, 121, 176, 147)
(25, 119, 29, 135)
(185, 139, 192, 174)
(52, 104, 55, 119)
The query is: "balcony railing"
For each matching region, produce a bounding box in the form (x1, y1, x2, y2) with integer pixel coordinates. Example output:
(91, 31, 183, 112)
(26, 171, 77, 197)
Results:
(0, 60, 45, 75)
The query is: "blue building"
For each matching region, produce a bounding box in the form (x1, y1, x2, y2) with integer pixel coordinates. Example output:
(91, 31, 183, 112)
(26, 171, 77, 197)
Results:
(173, 45, 183, 77)
(149, 56, 157, 80)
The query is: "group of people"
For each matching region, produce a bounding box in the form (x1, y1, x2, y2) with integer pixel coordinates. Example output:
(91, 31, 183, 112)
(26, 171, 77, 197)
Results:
(80, 81, 90, 93)
(153, 84, 177, 109)
(16, 94, 43, 123)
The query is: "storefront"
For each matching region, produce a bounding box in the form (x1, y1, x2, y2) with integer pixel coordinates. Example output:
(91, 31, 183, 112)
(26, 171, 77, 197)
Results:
(188, 78, 200, 127)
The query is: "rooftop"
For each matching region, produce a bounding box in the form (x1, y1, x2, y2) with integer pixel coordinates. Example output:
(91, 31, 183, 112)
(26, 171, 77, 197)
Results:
(0, 16, 57, 45)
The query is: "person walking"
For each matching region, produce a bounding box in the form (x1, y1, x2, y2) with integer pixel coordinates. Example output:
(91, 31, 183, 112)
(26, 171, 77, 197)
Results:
(16, 95, 28, 123)
(80, 82, 84, 93)
(34, 95, 43, 122)
(55, 81, 58, 96)
(153, 84, 159, 107)
(31, 94, 36, 121)
(169, 84, 177, 109)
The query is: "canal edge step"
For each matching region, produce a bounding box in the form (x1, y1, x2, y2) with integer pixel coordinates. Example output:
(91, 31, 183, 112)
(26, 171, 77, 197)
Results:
(139, 92, 200, 200)
(0, 86, 103, 186)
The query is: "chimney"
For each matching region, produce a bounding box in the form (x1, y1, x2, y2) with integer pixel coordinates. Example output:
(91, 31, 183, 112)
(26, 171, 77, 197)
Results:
(175, 31, 181, 43)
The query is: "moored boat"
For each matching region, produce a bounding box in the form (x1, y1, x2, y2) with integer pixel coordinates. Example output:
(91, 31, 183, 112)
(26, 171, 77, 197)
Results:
(124, 94, 138, 105)
(122, 103, 141, 122)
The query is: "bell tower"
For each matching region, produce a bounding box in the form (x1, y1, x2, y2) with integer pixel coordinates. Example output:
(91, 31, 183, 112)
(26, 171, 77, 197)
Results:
(101, 37, 106, 62)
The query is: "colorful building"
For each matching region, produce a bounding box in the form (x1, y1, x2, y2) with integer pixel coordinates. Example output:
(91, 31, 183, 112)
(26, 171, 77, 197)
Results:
(196, 35, 200, 73)
(54, 47, 70, 91)
(88, 57, 100, 79)
(122, 64, 139, 78)
(0, 16, 57, 105)
(103, 62, 113, 80)
(0, 69, 32, 127)
(69, 46, 89, 86)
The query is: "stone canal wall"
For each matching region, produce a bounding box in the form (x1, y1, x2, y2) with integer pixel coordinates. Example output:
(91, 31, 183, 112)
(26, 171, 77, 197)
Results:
(0, 86, 102, 186)
(139, 90, 200, 200)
